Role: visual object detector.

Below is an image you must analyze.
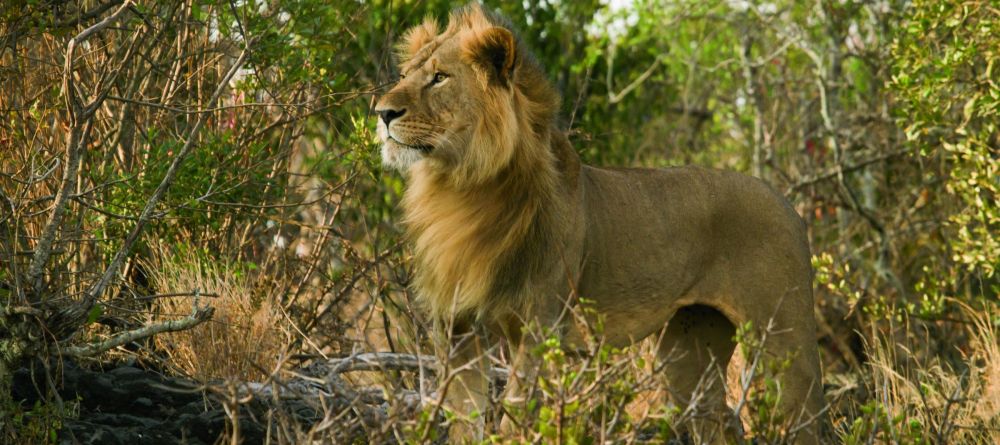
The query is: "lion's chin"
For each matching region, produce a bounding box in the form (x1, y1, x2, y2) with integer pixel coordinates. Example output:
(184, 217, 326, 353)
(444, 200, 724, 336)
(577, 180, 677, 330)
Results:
(381, 142, 427, 172)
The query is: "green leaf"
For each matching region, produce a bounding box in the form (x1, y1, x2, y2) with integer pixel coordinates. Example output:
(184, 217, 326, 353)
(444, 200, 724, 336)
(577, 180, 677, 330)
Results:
(86, 304, 103, 325)
(961, 94, 979, 125)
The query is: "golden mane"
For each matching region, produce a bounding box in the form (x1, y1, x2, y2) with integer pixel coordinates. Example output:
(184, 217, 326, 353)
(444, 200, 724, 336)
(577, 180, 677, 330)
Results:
(397, 4, 563, 322)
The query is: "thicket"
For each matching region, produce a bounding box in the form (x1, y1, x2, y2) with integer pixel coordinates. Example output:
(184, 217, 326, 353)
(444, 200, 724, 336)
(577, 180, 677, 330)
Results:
(0, 0, 996, 443)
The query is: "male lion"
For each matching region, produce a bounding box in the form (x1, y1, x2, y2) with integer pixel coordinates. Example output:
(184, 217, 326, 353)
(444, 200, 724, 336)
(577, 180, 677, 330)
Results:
(374, 4, 826, 443)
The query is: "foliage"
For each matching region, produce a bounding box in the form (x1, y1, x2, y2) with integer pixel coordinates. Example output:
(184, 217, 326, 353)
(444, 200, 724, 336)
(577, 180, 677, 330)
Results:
(1, 0, 997, 443)
(2, 396, 76, 445)
(890, 0, 999, 313)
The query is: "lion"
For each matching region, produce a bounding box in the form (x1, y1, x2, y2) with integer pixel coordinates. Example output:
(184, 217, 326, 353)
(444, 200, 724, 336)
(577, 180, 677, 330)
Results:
(374, 4, 826, 443)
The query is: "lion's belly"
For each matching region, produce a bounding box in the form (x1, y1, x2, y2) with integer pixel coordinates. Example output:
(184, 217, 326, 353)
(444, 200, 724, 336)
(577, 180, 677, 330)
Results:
(573, 257, 697, 346)
(577, 166, 710, 345)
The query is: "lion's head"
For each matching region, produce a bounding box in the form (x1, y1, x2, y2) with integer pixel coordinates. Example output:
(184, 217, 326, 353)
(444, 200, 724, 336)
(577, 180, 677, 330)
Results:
(377, 4, 565, 321)
(374, 3, 559, 187)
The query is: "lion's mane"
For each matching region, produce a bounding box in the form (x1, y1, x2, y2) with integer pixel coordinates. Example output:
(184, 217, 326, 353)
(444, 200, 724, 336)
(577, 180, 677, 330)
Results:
(397, 5, 566, 322)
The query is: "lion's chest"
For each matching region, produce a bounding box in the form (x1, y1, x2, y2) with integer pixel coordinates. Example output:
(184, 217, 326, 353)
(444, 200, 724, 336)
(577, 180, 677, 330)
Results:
(405, 192, 538, 319)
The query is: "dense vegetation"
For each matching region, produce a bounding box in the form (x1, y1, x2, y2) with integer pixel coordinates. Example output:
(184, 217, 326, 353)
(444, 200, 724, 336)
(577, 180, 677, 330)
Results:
(1, 0, 996, 443)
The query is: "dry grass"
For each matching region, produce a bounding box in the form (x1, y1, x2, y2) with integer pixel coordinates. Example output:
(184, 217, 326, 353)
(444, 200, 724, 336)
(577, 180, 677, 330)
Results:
(142, 242, 287, 382)
(970, 303, 1000, 425)
(828, 301, 1000, 444)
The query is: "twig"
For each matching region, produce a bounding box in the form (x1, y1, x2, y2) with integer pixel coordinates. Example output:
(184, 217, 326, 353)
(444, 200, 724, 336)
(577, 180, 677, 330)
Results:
(52, 1, 125, 29)
(134, 291, 221, 301)
(785, 148, 909, 195)
(608, 51, 663, 105)
(323, 352, 509, 381)
(937, 369, 969, 443)
(329, 352, 438, 375)
(106, 95, 328, 114)
(62, 303, 214, 356)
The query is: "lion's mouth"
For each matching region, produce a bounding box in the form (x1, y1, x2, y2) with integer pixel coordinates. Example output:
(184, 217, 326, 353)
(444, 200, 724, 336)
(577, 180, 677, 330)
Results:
(388, 136, 433, 153)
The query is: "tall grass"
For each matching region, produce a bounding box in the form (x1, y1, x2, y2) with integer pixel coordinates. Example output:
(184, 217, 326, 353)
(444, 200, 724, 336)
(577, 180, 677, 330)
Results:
(143, 242, 286, 381)
(831, 302, 1000, 444)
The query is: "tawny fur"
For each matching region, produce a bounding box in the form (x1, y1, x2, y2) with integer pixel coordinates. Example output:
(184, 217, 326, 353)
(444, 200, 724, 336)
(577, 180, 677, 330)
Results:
(374, 4, 827, 444)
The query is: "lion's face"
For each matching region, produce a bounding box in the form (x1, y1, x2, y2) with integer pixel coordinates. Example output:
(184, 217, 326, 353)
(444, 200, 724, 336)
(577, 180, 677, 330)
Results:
(375, 8, 522, 184)
(375, 40, 482, 171)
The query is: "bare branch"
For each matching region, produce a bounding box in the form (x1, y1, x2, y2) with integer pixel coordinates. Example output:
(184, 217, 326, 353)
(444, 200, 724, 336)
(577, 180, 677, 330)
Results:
(607, 48, 664, 105)
(785, 148, 910, 195)
(25, 1, 135, 298)
(63, 304, 214, 357)
(62, 0, 136, 121)
(52, 1, 126, 29)
(323, 352, 509, 381)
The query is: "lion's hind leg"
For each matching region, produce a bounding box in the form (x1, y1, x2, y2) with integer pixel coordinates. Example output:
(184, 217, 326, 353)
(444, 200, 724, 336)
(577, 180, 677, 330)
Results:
(759, 304, 827, 445)
(657, 304, 739, 444)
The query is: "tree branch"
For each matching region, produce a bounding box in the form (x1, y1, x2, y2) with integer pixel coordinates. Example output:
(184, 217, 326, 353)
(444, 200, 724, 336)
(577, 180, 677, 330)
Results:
(323, 352, 509, 381)
(785, 148, 909, 195)
(62, 304, 214, 357)
(608, 53, 663, 105)
(26, 0, 134, 298)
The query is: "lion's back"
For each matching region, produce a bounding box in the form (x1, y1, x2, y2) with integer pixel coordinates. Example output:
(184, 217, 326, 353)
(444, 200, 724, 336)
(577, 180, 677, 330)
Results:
(582, 165, 803, 232)
(580, 164, 811, 280)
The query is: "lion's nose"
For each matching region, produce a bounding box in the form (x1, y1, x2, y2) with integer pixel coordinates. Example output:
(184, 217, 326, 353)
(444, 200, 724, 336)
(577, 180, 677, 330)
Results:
(376, 108, 406, 125)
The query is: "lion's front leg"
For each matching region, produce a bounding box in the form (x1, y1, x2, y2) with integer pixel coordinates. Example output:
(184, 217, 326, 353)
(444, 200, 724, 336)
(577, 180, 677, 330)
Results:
(440, 324, 493, 442)
(498, 339, 537, 436)
(496, 318, 551, 437)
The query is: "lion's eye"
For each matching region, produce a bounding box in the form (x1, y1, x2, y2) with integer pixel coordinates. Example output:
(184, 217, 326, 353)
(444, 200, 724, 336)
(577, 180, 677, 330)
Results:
(431, 72, 449, 85)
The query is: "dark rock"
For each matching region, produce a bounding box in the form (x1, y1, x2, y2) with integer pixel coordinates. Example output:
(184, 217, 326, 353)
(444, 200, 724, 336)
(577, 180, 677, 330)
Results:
(11, 360, 387, 445)
(107, 365, 147, 380)
(88, 412, 162, 429)
(11, 366, 43, 403)
(11, 362, 262, 444)
(63, 424, 124, 445)
(130, 396, 155, 414)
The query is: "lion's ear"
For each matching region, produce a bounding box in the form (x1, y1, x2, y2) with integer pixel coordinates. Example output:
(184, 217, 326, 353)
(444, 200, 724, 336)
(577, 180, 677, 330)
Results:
(464, 26, 518, 87)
